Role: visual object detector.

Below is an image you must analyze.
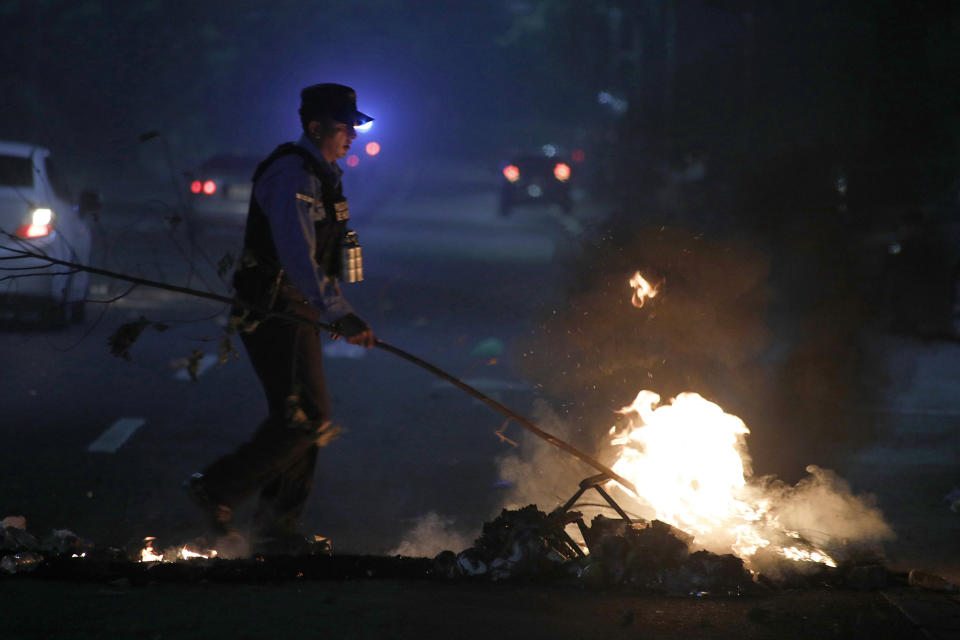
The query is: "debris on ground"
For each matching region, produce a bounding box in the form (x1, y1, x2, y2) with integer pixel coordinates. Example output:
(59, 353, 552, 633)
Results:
(2, 516, 97, 575)
(1, 509, 950, 597)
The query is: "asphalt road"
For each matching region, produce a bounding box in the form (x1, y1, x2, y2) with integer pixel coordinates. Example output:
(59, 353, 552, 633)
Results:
(1, 155, 958, 590)
(3, 157, 960, 639)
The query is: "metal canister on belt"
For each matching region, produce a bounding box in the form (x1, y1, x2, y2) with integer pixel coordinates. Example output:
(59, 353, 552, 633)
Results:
(340, 230, 363, 283)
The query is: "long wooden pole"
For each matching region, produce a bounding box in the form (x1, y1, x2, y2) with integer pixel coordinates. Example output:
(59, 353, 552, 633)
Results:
(1, 245, 639, 495)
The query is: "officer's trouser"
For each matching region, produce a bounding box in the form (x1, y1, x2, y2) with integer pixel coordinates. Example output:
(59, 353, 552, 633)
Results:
(200, 291, 333, 537)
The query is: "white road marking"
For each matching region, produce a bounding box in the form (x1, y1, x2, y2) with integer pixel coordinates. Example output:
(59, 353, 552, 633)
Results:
(87, 418, 146, 453)
(174, 354, 219, 380)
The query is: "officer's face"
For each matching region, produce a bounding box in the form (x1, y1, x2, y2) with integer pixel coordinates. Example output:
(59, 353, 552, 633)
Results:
(320, 123, 356, 162)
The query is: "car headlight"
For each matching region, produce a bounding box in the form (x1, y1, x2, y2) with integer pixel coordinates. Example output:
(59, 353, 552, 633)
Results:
(15, 208, 55, 239)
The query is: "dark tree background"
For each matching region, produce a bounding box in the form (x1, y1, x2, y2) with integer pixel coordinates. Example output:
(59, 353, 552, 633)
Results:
(511, 0, 960, 479)
(2, 0, 958, 479)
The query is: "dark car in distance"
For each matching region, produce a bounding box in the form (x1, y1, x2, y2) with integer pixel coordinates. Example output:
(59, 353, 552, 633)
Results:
(499, 151, 573, 216)
(184, 154, 260, 234)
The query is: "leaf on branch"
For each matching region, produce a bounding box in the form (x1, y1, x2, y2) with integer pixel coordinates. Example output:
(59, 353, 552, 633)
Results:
(186, 349, 204, 382)
(217, 252, 235, 278)
(107, 316, 152, 360)
(107, 317, 170, 360)
(217, 335, 240, 365)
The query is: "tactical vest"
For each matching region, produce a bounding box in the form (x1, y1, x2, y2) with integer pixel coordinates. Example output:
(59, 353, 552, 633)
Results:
(235, 143, 350, 303)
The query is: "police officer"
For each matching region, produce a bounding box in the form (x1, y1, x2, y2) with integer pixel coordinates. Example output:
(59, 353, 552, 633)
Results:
(187, 83, 375, 554)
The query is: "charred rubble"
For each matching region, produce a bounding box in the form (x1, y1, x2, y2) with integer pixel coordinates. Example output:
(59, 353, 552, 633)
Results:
(434, 505, 755, 595)
(1, 511, 949, 594)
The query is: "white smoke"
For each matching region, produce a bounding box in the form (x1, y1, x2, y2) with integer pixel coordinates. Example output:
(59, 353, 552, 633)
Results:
(495, 397, 895, 567)
(387, 400, 618, 557)
(390, 394, 894, 573)
(753, 465, 894, 549)
(387, 512, 476, 558)
(496, 400, 607, 512)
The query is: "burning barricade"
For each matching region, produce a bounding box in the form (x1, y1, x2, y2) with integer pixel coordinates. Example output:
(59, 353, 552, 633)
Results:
(457, 502, 751, 592)
(431, 505, 753, 594)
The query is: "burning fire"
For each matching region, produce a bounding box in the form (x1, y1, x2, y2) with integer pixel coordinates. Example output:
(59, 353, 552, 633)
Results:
(603, 273, 837, 570)
(628, 271, 660, 308)
(606, 391, 836, 568)
(140, 537, 217, 563)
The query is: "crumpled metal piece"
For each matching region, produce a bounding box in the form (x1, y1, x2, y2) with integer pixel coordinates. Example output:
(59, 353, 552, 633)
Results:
(460, 505, 578, 581)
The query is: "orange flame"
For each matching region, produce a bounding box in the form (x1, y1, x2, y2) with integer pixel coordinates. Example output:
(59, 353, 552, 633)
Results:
(629, 271, 659, 308)
(140, 537, 163, 562)
(605, 391, 836, 568)
(139, 537, 217, 562)
(604, 272, 837, 569)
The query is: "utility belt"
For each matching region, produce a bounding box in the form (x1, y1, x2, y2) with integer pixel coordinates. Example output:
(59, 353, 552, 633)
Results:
(230, 252, 284, 331)
(231, 231, 363, 331)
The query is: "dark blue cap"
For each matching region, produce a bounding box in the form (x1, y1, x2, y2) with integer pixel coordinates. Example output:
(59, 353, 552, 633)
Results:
(299, 83, 373, 127)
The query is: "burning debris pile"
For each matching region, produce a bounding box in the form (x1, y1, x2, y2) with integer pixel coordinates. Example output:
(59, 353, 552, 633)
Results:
(426, 500, 958, 594)
(432, 505, 753, 595)
(416, 271, 933, 592)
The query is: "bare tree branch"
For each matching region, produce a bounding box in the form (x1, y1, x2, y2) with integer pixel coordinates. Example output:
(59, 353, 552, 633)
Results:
(0, 269, 80, 282)
(0, 235, 639, 493)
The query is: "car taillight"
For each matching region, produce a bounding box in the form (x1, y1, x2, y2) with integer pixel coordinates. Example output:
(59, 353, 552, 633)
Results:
(503, 165, 520, 183)
(365, 141, 381, 156)
(15, 208, 54, 239)
(190, 180, 202, 194)
(202, 180, 217, 195)
(553, 162, 571, 182)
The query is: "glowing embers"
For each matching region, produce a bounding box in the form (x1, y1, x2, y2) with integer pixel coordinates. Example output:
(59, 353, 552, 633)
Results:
(605, 390, 837, 569)
(628, 271, 660, 308)
(139, 536, 217, 563)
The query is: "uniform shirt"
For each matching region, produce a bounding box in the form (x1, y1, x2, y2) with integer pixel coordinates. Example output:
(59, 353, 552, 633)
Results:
(252, 134, 355, 323)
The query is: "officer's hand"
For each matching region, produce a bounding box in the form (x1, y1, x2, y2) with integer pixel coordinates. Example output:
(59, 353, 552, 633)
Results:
(331, 313, 375, 349)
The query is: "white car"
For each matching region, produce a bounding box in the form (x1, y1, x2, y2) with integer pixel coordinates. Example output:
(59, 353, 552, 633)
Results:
(0, 141, 97, 325)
